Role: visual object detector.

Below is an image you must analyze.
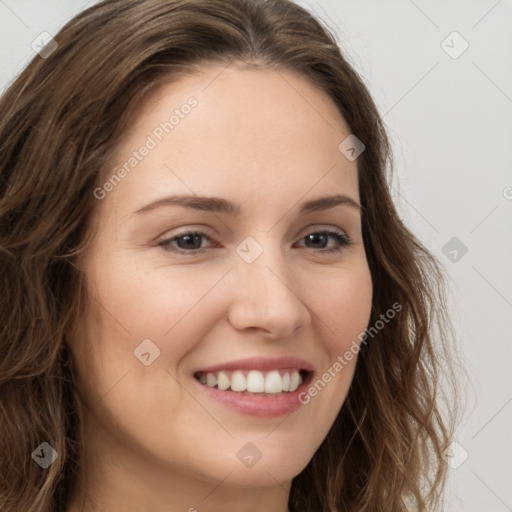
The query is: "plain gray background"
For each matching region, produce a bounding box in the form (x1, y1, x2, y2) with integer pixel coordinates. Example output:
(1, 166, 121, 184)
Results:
(1, 1, 511, 510)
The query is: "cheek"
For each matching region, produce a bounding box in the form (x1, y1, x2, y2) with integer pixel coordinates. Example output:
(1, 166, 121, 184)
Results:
(69, 253, 208, 409)
(69, 255, 228, 458)
(311, 263, 373, 350)
(83, 250, 225, 350)
(296, 263, 372, 426)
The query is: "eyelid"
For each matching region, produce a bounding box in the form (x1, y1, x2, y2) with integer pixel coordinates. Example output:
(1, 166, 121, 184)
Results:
(161, 223, 349, 239)
(297, 223, 348, 236)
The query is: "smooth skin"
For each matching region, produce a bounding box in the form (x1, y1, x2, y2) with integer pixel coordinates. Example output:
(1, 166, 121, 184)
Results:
(66, 62, 373, 512)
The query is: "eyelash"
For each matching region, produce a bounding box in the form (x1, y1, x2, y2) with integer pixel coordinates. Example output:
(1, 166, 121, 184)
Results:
(158, 228, 352, 255)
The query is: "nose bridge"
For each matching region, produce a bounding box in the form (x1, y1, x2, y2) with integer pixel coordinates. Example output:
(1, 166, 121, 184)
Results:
(227, 235, 310, 337)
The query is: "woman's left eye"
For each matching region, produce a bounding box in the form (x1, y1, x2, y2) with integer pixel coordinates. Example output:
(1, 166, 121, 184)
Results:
(294, 230, 351, 253)
(158, 229, 351, 254)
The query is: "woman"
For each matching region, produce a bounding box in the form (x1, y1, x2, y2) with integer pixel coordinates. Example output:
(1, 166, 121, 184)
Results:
(0, 0, 458, 510)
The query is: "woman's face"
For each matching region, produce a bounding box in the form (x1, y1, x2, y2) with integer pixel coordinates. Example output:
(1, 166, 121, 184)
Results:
(71, 63, 372, 492)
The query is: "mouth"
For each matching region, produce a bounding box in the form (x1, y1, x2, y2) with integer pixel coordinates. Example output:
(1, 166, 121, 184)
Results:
(192, 357, 313, 417)
(193, 368, 311, 395)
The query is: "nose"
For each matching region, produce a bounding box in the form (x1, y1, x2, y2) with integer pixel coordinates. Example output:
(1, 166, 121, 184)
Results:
(226, 244, 311, 340)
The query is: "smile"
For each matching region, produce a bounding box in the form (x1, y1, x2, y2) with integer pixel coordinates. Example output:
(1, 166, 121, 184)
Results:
(192, 357, 314, 417)
(193, 369, 307, 394)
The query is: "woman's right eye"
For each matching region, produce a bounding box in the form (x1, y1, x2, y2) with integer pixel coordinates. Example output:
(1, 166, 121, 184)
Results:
(158, 230, 214, 254)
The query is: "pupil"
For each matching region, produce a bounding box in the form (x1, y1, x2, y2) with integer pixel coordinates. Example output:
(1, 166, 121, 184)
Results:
(179, 234, 201, 249)
(307, 233, 327, 248)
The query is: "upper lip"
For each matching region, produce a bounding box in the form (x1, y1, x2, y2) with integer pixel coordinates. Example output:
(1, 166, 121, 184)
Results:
(194, 356, 314, 374)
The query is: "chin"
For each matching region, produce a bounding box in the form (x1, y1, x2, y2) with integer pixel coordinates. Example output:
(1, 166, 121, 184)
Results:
(197, 434, 315, 487)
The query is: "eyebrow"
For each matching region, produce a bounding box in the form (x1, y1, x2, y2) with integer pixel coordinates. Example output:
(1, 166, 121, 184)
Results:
(133, 193, 362, 216)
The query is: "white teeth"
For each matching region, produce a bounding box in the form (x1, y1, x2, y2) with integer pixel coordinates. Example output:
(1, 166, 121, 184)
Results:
(289, 371, 302, 392)
(197, 369, 306, 394)
(282, 372, 290, 391)
(264, 370, 283, 393)
(246, 370, 265, 393)
(206, 372, 217, 387)
(230, 370, 246, 392)
(217, 371, 230, 391)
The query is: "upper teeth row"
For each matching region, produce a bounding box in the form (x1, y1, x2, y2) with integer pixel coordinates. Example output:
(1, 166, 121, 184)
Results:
(197, 369, 303, 394)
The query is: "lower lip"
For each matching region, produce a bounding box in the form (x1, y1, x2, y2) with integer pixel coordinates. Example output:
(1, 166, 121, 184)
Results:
(193, 374, 313, 418)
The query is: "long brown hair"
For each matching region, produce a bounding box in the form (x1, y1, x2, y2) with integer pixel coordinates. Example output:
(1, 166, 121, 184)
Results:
(0, 0, 458, 510)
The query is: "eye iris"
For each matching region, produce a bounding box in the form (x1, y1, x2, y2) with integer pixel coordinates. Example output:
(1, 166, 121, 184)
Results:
(177, 233, 202, 250)
(306, 233, 327, 248)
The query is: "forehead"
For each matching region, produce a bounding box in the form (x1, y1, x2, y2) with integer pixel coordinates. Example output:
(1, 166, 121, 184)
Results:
(102, 63, 359, 216)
